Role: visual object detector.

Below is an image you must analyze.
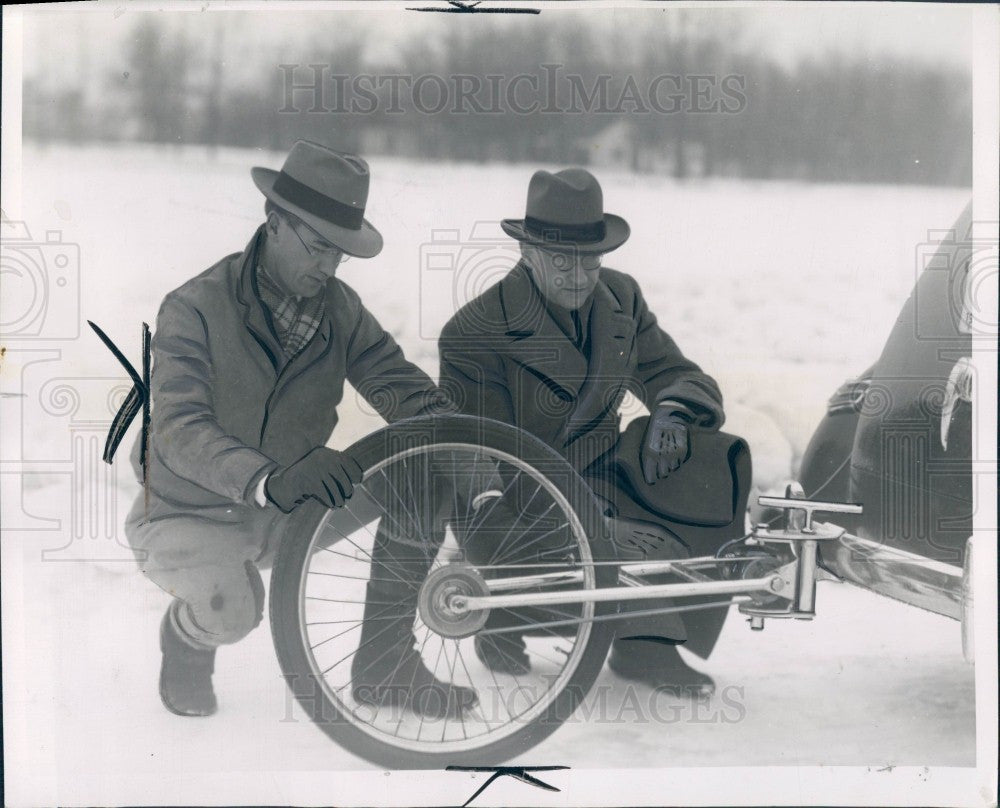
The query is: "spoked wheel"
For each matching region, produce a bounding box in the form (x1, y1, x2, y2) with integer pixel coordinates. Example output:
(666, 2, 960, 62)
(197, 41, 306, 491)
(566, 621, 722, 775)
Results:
(269, 416, 617, 769)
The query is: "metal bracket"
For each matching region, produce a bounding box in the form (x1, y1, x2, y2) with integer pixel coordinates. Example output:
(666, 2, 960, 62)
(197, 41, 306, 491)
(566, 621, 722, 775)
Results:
(739, 483, 864, 628)
(756, 492, 862, 535)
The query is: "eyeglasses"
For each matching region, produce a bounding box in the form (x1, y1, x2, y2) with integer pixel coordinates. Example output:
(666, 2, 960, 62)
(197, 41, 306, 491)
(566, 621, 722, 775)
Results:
(286, 215, 352, 263)
(550, 252, 602, 272)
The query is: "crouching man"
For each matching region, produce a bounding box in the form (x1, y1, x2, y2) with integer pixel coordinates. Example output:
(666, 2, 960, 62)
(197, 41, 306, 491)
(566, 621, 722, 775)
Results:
(438, 168, 751, 695)
(126, 141, 473, 718)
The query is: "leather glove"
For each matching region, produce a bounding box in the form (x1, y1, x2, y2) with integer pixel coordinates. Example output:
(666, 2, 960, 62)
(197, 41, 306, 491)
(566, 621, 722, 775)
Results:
(265, 447, 364, 513)
(641, 407, 691, 484)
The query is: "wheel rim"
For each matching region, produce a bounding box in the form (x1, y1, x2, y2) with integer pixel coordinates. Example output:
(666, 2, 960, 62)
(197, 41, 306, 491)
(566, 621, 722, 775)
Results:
(294, 442, 597, 755)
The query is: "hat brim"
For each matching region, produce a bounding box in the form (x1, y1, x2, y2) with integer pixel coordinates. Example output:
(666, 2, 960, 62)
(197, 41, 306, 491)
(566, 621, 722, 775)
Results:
(500, 213, 630, 254)
(251, 166, 383, 259)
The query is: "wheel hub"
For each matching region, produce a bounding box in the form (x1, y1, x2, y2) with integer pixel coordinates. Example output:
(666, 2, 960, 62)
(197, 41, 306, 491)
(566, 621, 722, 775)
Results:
(418, 564, 491, 638)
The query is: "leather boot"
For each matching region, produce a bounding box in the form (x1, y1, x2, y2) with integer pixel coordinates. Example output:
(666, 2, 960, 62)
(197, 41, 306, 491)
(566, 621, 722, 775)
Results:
(159, 602, 218, 717)
(608, 639, 715, 697)
(474, 633, 530, 676)
(352, 632, 479, 719)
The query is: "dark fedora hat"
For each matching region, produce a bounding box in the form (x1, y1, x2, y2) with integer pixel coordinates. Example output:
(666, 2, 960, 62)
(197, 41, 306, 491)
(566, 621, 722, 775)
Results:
(501, 168, 630, 254)
(251, 140, 383, 258)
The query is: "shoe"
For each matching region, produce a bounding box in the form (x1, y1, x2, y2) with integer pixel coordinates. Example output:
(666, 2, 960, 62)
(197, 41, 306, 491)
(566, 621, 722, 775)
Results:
(608, 640, 715, 698)
(159, 603, 218, 717)
(352, 645, 478, 719)
(474, 634, 531, 676)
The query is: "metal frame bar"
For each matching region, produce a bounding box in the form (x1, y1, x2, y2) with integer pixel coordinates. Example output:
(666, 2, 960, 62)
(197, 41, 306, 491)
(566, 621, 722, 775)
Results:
(446, 486, 970, 644)
(481, 554, 731, 593)
(477, 596, 755, 635)
(454, 574, 781, 612)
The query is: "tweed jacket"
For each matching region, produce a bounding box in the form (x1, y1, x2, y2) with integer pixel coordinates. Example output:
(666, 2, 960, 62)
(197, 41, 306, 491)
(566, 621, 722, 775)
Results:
(131, 227, 445, 510)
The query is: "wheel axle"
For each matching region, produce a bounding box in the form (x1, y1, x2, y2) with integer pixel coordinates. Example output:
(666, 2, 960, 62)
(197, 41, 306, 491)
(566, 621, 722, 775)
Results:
(417, 564, 491, 638)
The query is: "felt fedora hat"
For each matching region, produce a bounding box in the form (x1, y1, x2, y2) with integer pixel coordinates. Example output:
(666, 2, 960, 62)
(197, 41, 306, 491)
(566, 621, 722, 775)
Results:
(501, 168, 630, 254)
(251, 140, 383, 258)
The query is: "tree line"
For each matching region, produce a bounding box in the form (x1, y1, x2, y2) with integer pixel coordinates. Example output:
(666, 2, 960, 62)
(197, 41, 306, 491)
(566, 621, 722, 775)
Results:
(23, 15, 971, 185)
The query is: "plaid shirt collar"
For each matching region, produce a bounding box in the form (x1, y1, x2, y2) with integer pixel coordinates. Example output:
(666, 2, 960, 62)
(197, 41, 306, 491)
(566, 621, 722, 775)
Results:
(255, 264, 325, 358)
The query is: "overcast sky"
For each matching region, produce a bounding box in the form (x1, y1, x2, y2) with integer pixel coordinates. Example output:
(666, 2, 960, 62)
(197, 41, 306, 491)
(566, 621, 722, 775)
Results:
(21, 1, 973, 88)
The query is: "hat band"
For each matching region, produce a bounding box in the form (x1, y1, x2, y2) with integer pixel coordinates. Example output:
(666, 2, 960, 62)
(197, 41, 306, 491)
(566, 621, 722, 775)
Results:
(524, 216, 606, 244)
(272, 172, 365, 231)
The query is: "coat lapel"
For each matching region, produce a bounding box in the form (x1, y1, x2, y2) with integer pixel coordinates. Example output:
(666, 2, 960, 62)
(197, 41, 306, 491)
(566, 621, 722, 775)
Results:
(235, 227, 283, 371)
(566, 278, 637, 441)
(234, 226, 335, 390)
(498, 262, 588, 400)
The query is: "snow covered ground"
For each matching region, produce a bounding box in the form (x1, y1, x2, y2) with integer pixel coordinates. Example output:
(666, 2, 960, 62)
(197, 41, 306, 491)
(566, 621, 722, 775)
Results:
(2, 541, 976, 802)
(2, 144, 974, 802)
(7, 143, 971, 471)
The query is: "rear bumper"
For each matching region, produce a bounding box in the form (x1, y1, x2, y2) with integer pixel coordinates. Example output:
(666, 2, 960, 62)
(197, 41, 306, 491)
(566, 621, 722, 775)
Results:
(823, 531, 975, 662)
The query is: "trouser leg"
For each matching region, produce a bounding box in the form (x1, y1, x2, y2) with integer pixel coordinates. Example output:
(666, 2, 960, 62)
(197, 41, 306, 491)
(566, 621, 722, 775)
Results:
(608, 518, 736, 661)
(354, 461, 450, 668)
(355, 517, 439, 659)
(126, 495, 291, 649)
(583, 470, 691, 648)
(674, 600, 730, 659)
(350, 465, 481, 716)
(585, 472, 741, 662)
(154, 560, 266, 648)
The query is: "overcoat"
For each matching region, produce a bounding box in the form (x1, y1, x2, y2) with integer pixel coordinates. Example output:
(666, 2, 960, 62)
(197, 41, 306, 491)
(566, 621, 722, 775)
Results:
(129, 228, 445, 517)
(438, 261, 727, 477)
(439, 262, 751, 657)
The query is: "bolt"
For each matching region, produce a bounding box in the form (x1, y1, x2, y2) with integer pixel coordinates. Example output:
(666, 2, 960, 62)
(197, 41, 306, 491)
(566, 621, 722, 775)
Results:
(769, 576, 785, 593)
(449, 595, 468, 614)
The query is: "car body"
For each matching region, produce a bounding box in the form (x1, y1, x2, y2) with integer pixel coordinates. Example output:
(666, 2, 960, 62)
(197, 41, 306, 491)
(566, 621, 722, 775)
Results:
(796, 203, 976, 649)
(801, 201, 974, 564)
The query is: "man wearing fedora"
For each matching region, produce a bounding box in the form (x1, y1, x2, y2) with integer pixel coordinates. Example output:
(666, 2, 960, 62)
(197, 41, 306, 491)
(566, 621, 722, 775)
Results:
(438, 168, 752, 694)
(125, 140, 474, 719)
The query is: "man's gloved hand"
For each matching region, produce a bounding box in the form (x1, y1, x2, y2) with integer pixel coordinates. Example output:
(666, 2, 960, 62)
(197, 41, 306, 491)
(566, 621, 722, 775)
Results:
(265, 447, 364, 513)
(641, 407, 692, 484)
